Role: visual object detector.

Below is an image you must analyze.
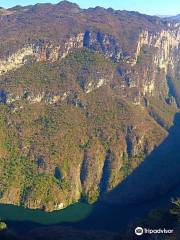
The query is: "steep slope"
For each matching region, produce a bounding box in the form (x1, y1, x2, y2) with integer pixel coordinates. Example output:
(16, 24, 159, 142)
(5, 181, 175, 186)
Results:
(0, 1, 179, 211)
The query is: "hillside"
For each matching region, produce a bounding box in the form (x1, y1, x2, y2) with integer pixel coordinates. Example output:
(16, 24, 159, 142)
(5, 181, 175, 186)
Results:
(0, 1, 179, 212)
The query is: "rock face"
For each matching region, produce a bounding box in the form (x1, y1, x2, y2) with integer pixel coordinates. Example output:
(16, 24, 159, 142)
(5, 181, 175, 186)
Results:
(0, 2, 179, 211)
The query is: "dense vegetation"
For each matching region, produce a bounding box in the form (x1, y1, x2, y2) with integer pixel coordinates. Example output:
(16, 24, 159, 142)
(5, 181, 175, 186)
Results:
(0, 48, 171, 210)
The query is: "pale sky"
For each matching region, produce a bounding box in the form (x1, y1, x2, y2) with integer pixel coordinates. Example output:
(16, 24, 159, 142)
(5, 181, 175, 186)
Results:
(0, 0, 180, 16)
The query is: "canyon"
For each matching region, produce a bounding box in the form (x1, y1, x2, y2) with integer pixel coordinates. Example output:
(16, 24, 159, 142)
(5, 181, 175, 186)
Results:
(0, 1, 179, 213)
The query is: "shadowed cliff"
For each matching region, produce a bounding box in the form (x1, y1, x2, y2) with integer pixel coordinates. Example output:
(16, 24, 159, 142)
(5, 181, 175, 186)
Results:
(103, 112, 180, 205)
(70, 112, 180, 233)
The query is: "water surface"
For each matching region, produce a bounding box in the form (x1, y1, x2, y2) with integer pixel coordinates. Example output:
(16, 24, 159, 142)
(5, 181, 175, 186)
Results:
(0, 202, 92, 225)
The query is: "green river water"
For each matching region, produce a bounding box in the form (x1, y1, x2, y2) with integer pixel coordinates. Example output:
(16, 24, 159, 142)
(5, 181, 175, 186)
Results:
(0, 202, 92, 225)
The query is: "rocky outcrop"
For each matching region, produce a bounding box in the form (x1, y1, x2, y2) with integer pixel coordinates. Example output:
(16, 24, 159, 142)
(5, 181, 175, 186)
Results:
(0, 46, 34, 75)
(80, 139, 106, 203)
(2, 91, 70, 105)
(0, 35, 83, 75)
(134, 25, 180, 71)
(83, 31, 124, 62)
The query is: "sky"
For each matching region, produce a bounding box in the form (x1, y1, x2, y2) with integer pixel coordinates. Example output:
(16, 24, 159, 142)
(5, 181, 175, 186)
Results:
(0, 0, 180, 16)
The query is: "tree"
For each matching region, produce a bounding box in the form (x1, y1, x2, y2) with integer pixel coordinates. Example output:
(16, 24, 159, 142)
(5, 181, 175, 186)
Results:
(0, 219, 7, 231)
(171, 198, 180, 216)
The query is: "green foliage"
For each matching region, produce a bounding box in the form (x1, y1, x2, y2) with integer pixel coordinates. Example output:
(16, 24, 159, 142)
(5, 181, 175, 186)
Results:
(83, 188, 100, 204)
(63, 48, 114, 68)
(170, 198, 180, 217)
(166, 75, 180, 107)
(121, 162, 131, 177)
(136, 45, 150, 64)
(0, 220, 7, 231)
(148, 96, 177, 129)
(1, 48, 115, 94)
(22, 174, 61, 205)
(59, 179, 71, 191)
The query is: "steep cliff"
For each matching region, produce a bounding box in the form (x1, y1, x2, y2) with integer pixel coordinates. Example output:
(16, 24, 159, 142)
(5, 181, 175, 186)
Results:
(0, 1, 179, 211)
